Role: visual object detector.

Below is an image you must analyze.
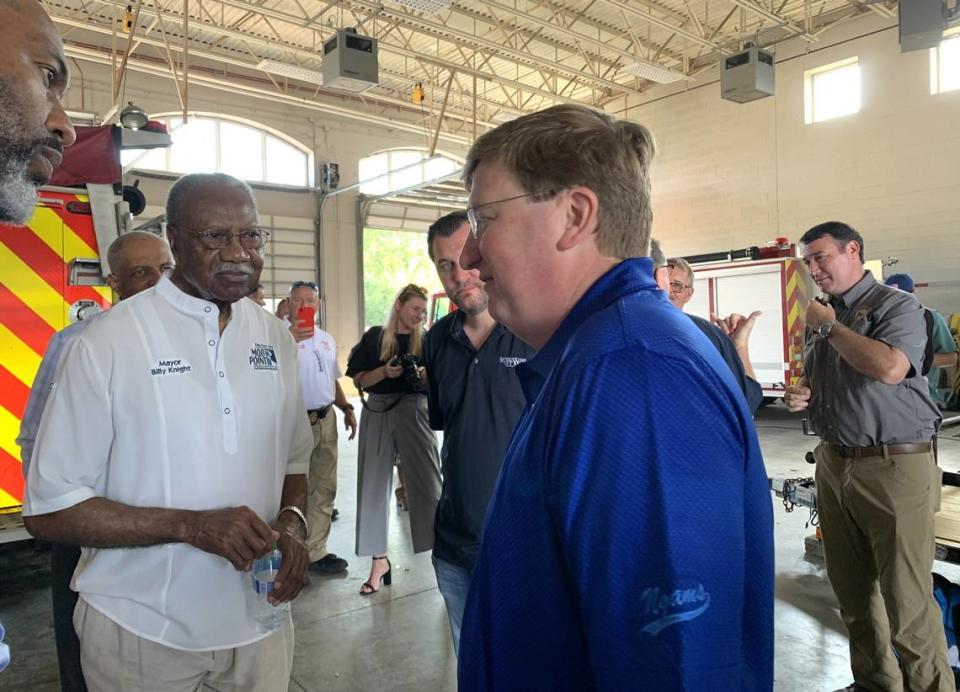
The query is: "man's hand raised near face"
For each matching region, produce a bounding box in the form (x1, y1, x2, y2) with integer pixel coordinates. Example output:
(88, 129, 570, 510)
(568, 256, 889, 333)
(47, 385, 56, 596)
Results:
(712, 311, 762, 351)
(290, 323, 314, 343)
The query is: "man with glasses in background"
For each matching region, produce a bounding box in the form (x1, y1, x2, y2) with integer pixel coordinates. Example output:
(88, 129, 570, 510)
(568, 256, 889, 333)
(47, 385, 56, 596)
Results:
(287, 280, 357, 575)
(658, 249, 763, 414)
(22, 173, 313, 691)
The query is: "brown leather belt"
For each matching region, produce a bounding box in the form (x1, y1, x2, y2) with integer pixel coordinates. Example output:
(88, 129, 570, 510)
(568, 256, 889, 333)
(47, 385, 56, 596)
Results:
(831, 442, 933, 459)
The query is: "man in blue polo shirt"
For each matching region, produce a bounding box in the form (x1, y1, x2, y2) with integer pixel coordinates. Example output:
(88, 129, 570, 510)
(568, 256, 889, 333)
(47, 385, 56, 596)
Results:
(423, 211, 533, 656)
(456, 104, 774, 690)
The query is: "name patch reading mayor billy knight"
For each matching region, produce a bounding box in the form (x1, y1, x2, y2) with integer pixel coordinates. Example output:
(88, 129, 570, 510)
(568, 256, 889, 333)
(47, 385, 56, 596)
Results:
(151, 359, 193, 376)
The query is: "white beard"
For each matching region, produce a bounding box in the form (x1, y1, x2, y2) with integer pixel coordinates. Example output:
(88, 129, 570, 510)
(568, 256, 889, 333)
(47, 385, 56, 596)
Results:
(0, 77, 47, 226)
(0, 158, 39, 226)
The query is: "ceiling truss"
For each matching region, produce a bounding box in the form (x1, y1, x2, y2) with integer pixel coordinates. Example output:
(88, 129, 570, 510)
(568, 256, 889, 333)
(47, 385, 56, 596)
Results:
(44, 0, 899, 140)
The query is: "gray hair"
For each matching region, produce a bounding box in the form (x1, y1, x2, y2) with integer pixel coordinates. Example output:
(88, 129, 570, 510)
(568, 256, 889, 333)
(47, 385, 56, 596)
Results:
(666, 256, 695, 285)
(649, 238, 666, 268)
(165, 173, 255, 230)
(107, 231, 169, 271)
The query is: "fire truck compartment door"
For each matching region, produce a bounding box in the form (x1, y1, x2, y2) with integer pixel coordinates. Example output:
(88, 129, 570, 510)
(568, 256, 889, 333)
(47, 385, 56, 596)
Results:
(712, 267, 786, 387)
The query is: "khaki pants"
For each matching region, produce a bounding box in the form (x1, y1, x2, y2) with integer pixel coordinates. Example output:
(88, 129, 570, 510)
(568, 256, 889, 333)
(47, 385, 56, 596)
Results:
(73, 599, 294, 692)
(306, 409, 338, 561)
(815, 443, 953, 692)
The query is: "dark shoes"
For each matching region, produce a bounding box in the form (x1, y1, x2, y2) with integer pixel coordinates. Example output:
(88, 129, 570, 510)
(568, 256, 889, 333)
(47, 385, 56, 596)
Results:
(309, 553, 348, 574)
(359, 555, 392, 596)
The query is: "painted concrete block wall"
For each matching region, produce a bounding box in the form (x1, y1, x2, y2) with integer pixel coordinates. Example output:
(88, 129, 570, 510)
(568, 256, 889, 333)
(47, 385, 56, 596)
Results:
(623, 15, 960, 314)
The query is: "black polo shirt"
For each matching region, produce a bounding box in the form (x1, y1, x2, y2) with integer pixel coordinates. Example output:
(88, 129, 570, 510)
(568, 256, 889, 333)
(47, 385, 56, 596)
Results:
(345, 327, 426, 395)
(687, 314, 764, 414)
(423, 311, 535, 570)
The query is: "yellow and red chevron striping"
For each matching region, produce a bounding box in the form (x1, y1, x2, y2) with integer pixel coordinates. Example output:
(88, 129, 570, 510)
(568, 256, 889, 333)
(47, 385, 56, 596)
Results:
(0, 283, 54, 356)
(0, 192, 111, 508)
(0, 448, 25, 509)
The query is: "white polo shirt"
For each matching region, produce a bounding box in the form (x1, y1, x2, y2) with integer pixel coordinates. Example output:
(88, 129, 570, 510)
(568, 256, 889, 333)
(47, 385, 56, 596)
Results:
(23, 275, 312, 652)
(296, 328, 341, 410)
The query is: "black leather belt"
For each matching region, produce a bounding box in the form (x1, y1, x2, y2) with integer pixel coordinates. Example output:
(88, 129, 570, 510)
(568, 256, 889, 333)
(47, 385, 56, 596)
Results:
(830, 442, 933, 459)
(307, 405, 331, 421)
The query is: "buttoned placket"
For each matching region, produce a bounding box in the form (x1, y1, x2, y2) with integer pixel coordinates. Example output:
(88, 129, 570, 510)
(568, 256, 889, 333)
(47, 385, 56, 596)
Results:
(201, 303, 238, 454)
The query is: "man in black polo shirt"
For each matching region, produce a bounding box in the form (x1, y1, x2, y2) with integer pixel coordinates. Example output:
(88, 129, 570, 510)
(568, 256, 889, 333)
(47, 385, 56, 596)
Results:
(423, 211, 534, 656)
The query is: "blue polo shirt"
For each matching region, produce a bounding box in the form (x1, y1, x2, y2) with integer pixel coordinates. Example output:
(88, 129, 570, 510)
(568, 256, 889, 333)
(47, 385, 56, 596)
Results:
(458, 258, 774, 691)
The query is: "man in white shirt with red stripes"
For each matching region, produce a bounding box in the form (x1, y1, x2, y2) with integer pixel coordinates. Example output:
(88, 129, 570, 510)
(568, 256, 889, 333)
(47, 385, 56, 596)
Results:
(287, 280, 357, 574)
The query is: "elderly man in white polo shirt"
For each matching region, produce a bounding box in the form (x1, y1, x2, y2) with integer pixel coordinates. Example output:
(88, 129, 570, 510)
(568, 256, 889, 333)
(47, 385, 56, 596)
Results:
(287, 280, 358, 574)
(22, 173, 313, 691)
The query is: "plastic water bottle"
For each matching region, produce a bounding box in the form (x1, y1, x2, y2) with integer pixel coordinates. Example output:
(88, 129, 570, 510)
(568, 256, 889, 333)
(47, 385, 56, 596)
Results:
(251, 547, 290, 633)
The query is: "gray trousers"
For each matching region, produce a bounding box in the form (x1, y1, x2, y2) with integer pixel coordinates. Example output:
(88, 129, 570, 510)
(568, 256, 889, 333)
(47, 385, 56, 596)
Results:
(355, 393, 441, 556)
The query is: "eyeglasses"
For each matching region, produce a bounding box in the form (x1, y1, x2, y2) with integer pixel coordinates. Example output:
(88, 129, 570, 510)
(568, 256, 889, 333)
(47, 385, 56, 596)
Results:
(669, 281, 691, 293)
(466, 191, 555, 240)
(184, 227, 269, 251)
(290, 281, 319, 292)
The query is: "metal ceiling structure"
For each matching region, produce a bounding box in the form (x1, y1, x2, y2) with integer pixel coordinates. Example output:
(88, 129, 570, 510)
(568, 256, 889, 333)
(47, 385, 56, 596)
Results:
(45, 0, 898, 141)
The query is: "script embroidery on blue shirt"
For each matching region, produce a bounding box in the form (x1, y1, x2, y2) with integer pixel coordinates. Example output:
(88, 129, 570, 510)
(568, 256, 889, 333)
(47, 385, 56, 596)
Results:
(250, 344, 278, 371)
(640, 583, 712, 635)
(151, 359, 193, 376)
(498, 356, 527, 368)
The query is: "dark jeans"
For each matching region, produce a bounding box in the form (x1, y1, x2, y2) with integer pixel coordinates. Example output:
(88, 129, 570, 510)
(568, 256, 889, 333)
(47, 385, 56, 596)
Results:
(51, 542, 86, 692)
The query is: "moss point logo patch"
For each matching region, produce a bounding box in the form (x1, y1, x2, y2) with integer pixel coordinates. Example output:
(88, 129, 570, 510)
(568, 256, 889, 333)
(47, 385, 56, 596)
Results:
(250, 343, 278, 371)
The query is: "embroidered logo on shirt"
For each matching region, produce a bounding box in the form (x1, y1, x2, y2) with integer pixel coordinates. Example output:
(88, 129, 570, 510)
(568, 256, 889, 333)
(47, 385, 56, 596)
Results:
(151, 359, 193, 377)
(639, 583, 712, 635)
(499, 356, 527, 368)
(250, 343, 279, 371)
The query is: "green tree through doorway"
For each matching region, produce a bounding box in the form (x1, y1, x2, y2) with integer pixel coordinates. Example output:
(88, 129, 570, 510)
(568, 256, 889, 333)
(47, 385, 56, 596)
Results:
(363, 228, 443, 330)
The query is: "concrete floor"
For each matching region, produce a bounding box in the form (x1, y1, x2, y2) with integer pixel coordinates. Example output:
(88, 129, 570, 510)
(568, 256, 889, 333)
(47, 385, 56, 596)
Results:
(2, 402, 959, 691)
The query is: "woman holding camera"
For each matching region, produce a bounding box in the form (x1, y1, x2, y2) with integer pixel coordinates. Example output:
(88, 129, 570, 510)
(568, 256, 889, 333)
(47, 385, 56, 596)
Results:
(346, 283, 442, 596)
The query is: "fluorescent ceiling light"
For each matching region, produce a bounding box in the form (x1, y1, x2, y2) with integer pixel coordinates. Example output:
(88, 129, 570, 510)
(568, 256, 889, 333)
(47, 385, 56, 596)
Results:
(256, 59, 323, 85)
(620, 61, 688, 84)
(490, 109, 524, 124)
(395, 0, 453, 12)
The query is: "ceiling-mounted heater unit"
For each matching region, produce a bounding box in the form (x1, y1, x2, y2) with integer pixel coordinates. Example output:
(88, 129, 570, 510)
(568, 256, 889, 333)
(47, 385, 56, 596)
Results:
(720, 46, 775, 103)
(899, 0, 948, 52)
(322, 28, 379, 93)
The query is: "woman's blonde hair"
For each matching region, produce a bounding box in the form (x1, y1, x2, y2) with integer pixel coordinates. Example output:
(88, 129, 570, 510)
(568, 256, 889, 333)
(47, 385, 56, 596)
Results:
(379, 283, 428, 361)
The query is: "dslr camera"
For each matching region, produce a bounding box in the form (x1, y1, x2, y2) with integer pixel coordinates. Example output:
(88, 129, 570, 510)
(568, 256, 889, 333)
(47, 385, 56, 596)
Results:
(390, 354, 421, 386)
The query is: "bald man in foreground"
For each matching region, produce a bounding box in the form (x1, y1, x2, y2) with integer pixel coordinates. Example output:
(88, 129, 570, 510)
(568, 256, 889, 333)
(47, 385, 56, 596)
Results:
(0, 0, 76, 225)
(17, 232, 174, 692)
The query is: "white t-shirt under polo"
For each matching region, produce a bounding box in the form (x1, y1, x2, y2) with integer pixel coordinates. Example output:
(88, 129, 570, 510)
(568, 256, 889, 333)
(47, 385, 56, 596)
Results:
(23, 275, 312, 652)
(297, 328, 341, 410)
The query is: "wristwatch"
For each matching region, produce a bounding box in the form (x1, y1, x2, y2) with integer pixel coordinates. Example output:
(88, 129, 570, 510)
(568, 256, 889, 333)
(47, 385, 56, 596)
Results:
(340, 403, 355, 412)
(817, 321, 836, 339)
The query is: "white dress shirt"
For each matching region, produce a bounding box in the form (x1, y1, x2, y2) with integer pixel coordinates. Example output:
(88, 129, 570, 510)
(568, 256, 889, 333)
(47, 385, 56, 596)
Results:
(23, 275, 312, 651)
(296, 328, 341, 410)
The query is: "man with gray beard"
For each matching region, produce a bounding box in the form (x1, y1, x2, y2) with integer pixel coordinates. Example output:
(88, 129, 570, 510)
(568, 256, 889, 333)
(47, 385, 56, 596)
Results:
(422, 211, 534, 655)
(0, 0, 76, 224)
